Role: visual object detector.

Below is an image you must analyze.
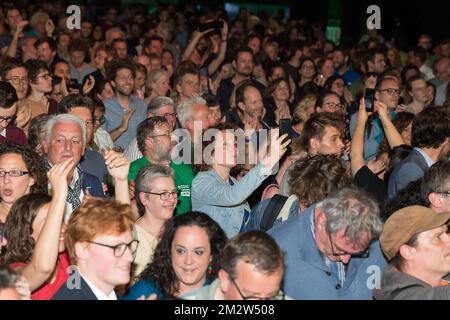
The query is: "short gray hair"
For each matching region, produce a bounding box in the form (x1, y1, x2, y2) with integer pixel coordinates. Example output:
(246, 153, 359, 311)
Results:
(135, 164, 174, 216)
(176, 97, 206, 128)
(147, 96, 174, 115)
(45, 114, 87, 146)
(318, 187, 383, 243)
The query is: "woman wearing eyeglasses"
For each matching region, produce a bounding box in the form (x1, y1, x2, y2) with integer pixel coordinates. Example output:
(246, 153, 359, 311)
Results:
(0, 143, 48, 223)
(130, 165, 178, 282)
(0, 81, 27, 145)
(123, 212, 227, 300)
(0, 157, 71, 300)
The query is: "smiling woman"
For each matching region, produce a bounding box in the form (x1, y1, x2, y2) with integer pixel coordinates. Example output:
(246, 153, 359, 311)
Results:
(123, 212, 227, 300)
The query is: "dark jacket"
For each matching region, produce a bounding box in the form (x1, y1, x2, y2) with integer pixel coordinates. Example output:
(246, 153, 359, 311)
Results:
(373, 266, 450, 300)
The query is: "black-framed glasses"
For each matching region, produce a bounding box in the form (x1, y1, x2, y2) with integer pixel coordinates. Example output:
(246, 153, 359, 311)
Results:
(35, 73, 53, 81)
(6, 76, 29, 85)
(143, 191, 178, 201)
(86, 239, 139, 258)
(326, 226, 369, 259)
(0, 115, 17, 125)
(229, 276, 284, 300)
(378, 88, 401, 95)
(323, 102, 343, 110)
(0, 169, 29, 178)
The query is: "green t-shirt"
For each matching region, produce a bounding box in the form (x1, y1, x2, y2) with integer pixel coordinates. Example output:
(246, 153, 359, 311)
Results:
(128, 157, 194, 216)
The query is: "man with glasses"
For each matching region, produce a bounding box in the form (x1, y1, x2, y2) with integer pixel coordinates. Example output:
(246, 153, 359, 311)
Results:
(269, 187, 386, 299)
(52, 199, 138, 300)
(102, 59, 147, 151)
(350, 76, 401, 161)
(183, 231, 286, 300)
(0, 81, 27, 145)
(124, 96, 177, 162)
(128, 116, 193, 216)
(0, 60, 29, 100)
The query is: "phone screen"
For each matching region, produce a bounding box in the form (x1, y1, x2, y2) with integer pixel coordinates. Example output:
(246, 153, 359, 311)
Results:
(364, 89, 375, 112)
(279, 118, 291, 138)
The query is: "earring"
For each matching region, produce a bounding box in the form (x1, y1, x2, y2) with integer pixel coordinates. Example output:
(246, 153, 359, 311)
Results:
(207, 264, 213, 275)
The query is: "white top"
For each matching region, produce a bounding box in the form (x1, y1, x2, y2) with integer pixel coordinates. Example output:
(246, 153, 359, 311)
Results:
(124, 137, 142, 162)
(79, 269, 117, 300)
(419, 64, 435, 80)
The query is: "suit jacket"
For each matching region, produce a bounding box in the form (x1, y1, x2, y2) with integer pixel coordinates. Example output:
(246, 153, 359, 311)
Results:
(387, 149, 429, 199)
(81, 171, 105, 198)
(52, 276, 98, 300)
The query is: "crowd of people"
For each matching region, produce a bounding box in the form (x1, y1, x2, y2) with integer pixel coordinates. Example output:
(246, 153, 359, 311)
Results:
(0, 2, 449, 300)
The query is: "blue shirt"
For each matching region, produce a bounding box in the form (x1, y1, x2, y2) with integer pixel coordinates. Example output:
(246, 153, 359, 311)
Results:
(101, 96, 147, 150)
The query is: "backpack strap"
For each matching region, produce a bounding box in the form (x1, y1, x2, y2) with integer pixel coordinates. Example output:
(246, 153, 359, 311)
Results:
(260, 194, 288, 231)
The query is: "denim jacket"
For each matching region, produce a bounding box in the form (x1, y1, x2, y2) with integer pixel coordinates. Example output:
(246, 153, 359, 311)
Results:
(192, 163, 271, 238)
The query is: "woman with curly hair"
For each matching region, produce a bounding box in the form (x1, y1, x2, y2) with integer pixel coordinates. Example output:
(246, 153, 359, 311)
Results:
(1, 158, 71, 300)
(123, 212, 227, 300)
(0, 142, 48, 223)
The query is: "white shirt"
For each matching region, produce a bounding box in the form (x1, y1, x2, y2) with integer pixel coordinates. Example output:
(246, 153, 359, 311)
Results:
(124, 137, 142, 162)
(414, 147, 434, 168)
(0, 129, 6, 137)
(79, 269, 118, 300)
(94, 127, 115, 151)
(419, 64, 435, 80)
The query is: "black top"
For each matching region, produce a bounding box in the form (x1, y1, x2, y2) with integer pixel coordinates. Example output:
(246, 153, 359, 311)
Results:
(354, 165, 387, 205)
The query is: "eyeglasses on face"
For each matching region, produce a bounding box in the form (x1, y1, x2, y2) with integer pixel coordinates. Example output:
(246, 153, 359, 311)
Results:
(35, 73, 52, 81)
(162, 112, 177, 118)
(323, 102, 343, 110)
(0, 169, 29, 177)
(378, 88, 401, 95)
(0, 115, 17, 124)
(86, 239, 139, 258)
(143, 191, 178, 201)
(6, 76, 29, 84)
(229, 276, 284, 300)
(326, 226, 370, 259)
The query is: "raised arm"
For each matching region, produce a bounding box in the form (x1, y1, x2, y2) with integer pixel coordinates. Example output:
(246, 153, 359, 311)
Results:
(350, 100, 369, 177)
(375, 101, 405, 149)
(19, 157, 72, 291)
(207, 21, 228, 76)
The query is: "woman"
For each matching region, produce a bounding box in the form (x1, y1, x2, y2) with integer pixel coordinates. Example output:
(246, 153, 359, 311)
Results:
(264, 78, 292, 127)
(290, 93, 317, 137)
(145, 69, 170, 104)
(192, 124, 290, 238)
(315, 58, 335, 86)
(405, 75, 429, 114)
(134, 63, 147, 100)
(379, 111, 414, 153)
(124, 212, 227, 299)
(18, 60, 57, 133)
(1, 158, 71, 300)
(298, 58, 316, 88)
(0, 143, 47, 223)
(131, 165, 177, 282)
(27, 114, 51, 156)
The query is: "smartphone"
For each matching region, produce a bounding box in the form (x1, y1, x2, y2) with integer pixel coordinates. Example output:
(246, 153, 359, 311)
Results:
(199, 20, 224, 32)
(364, 88, 375, 112)
(279, 118, 291, 138)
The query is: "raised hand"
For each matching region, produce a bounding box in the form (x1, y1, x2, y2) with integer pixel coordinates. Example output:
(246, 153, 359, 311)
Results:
(48, 157, 75, 196)
(261, 131, 291, 171)
(15, 20, 29, 35)
(121, 109, 135, 131)
(103, 149, 131, 182)
(82, 75, 95, 95)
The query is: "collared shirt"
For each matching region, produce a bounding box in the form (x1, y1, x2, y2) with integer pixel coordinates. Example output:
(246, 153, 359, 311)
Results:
(0, 129, 5, 137)
(78, 269, 117, 300)
(309, 209, 346, 287)
(124, 137, 142, 162)
(414, 147, 434, 168)
(101, 96, 147, 150)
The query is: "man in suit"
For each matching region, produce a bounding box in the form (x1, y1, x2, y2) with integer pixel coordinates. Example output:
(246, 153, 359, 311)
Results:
(388, 106, 450, 199)
(43, 114, 105, 222)
(53, 199, 138, 300)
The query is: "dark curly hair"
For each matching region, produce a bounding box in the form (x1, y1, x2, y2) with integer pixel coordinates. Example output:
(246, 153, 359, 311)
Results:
(0, 142, 48, 194)
(0, 193, 51, 265)
(412, 106, 450, 149)
(138, 212, 227, 298)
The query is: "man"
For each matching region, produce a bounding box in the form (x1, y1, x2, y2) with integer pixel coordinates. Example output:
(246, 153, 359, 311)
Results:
(278, 112, 346, 196)
(134, 54, 152, 76)
(183, 231, 285, 300)
(173, 96, 211, 165)
(102, 59, 147, 150)
(0, 59, 29, 100)
(349, 48, 386, 97)
(58, 95, 108, 185)
(128, 116, 193, 216)
(143, 35, 164, 57)
(53, 59, 71, 86)
(68, 38, 96, 85)
(350, 77, 401, 160)
(388, 106, 450, 199)
(374, 206, 450, 300)
(35, 37, 59, 70)
(52, 199, 138, 300)
(43, 114, 105, 222)
(217, 47, 265, 113)
(105, 27, 126, 47)
(332, 48, 360, 87)
(111, 38, 128, 60)
(124, 96, 177, 161)
(0, 81, 27, 145)
(408, 46, 435, 80)
(421, 160, 450, 213)
(269, 187, 386, 299)
(433, 57, 449, 105)
(173, 65, 201, 104)
(0, 6, 28, 59)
